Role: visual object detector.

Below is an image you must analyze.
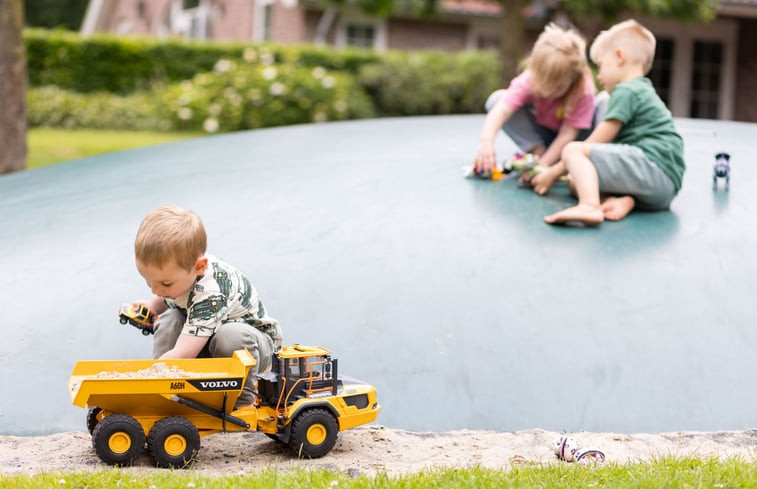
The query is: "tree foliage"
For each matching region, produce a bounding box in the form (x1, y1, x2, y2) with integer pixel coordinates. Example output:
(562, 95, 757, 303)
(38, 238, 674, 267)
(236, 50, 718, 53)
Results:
(24, 0, 89, 30)
(336, 0, 719, 84)
(562, 0, 717, 22)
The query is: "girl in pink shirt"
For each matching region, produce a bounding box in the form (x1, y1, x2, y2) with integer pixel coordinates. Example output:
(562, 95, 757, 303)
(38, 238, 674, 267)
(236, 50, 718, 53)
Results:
(474, 24, 604, 175)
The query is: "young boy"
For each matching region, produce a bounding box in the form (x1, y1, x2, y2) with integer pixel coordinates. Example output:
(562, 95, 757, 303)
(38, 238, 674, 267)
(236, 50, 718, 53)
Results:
(131, 205, 282, 407)
(530, 19, 685, 225)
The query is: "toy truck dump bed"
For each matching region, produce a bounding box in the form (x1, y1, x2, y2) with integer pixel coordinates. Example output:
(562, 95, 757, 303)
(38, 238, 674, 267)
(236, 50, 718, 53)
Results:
(69, 349, 258, 467)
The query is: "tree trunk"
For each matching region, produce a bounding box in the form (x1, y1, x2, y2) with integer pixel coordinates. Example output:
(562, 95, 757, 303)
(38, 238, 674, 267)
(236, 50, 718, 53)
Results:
(498, 0, 527, 87)
(0, 0, 27, 174)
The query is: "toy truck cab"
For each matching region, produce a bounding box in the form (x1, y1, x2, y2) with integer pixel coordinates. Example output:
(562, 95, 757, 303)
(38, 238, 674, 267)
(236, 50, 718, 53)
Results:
(256, 345, 339, 405)
(255, 345, 380, 458)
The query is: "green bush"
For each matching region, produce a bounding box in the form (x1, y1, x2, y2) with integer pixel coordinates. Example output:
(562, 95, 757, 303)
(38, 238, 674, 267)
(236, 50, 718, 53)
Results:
(25, 28, 504, 130)
(25, 29, 381, 94)
(25, 29, 243, 94)
(359, 50, 501, 116)
(28, 61, 376, 132)
(28, 86, 170, 130)
(157, 59, 375, 132)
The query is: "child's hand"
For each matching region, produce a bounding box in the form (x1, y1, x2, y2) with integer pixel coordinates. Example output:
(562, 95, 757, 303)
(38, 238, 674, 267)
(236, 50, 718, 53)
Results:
(531, 167, 559, 195)
(474, 142, 496, 174)
(133, 296, 167, 316)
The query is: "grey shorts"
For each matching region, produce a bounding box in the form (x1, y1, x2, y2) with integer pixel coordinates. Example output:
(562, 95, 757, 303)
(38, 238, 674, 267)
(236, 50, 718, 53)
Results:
(589, 143, 676, 210)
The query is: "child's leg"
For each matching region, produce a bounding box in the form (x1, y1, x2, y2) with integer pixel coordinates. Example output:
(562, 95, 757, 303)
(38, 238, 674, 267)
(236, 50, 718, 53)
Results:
(590, 143, 676, 220)
(502, 108, 555, 154)
(544, 142, 604, 225)
(485, 90, 554, 154)
(600, 196, 636, 220)
(209, 322, 275, 408)
(152, 309, 186, 358)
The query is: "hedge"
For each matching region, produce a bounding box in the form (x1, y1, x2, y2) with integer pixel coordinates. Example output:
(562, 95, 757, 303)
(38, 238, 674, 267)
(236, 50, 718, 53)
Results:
(28, 86, 169, 131)
(158, 60, 375, 131)
(25, 28, 382, 94)
(25, 28, 503, 131)
(29, 62, 375, 132)
(359, 51, 500, 116)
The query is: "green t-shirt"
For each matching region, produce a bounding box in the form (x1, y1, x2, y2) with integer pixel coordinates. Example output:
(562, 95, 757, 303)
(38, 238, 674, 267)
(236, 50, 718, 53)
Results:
(604, 77, 685, 191)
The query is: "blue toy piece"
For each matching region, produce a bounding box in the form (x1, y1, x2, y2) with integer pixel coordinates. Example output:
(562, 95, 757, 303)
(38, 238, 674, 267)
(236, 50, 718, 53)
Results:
(713, 152, 730, 190)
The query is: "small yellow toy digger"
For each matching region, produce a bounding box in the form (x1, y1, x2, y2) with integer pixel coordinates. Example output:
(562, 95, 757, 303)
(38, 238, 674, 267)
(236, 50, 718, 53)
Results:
(69, 346, 380, 467)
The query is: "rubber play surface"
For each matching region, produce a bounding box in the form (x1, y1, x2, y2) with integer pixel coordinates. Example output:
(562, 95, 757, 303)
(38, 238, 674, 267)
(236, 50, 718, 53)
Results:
(1, 115, 755, 435)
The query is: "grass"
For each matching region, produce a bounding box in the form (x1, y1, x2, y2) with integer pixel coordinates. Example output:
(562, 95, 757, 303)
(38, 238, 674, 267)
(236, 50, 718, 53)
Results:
(1, 458, 756, 488)
(26, 128, 202, 169)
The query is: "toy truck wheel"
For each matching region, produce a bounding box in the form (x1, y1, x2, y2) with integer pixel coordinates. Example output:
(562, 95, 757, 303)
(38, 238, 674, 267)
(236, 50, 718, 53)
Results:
(91, 414, 145, 466)
(288, 408, 338, 459)
(141, 328, 151, 336)
(86, 406, 102, 434)
(147, 416, 201, 468)
(119, 317, 128, 324)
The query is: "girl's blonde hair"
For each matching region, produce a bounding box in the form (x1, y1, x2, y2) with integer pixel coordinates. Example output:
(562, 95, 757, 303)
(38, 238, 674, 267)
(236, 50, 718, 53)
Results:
(135, 205, 207, 271)
(589, 19, 656, 74)
(528, 23, 593, 118)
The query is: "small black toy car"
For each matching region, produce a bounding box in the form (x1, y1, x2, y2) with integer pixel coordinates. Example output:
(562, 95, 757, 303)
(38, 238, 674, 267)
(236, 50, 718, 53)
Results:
(713, 152, 730, 190)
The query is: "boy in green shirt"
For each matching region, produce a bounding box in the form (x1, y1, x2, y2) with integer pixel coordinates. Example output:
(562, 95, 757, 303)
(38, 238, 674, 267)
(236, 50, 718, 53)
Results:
(531, 19, 685, 225)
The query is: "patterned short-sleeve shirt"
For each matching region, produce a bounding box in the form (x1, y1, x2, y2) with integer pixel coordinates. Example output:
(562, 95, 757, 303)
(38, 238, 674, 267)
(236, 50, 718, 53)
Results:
(165, 254, 282, 347)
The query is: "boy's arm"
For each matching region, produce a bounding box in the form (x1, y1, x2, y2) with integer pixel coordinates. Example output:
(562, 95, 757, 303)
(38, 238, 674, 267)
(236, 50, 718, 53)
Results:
(474, 100, 514, 172)
(159, 334, 210, 359)
(585, 119, 622, 144)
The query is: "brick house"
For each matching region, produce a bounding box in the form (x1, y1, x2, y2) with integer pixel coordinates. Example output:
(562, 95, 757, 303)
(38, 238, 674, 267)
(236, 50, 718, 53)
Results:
(81, 0, 757, 121)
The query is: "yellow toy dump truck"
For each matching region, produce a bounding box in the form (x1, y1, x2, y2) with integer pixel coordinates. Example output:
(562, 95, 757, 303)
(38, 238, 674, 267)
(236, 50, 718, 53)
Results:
(69, 346, 380, 467)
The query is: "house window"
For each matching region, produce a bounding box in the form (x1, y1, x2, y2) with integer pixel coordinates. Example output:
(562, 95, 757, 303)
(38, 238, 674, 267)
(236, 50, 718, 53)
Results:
(263, 3, 274, 41)
(648, 38, 674, 108)
(689, 40, 723, 119)
(346, 24, 375, 48)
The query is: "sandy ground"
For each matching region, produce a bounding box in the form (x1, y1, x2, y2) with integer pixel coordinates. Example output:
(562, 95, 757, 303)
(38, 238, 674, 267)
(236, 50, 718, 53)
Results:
(1, 426, 756, 477)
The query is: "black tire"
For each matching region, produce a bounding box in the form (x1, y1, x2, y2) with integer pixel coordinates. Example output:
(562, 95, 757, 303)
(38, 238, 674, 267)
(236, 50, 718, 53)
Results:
(288, 408, 338, 459)
(148, 416, 201, 468)
(119, 317, 128, 324)
(86, 406, 102, 435)
(91, 414, 145, 466)
(141, 328, 151, 336)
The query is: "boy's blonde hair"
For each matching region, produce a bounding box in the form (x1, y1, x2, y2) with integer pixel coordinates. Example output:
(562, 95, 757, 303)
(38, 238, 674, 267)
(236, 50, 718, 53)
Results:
(528, 23, 593, 118)
(135, 205, 207, 270)
(589, 19, 656, 74)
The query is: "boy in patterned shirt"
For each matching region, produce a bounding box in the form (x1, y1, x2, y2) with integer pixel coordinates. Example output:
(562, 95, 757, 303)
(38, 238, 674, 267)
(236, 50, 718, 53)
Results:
(130, 205, 282, 407)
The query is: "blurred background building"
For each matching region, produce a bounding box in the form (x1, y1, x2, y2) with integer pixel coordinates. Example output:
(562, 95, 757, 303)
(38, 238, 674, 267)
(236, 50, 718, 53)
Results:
(72, 0, 757, 122)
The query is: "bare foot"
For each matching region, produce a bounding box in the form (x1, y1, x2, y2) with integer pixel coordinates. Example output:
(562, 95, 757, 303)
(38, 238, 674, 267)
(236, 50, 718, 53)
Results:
(600, 196, 635, 221)
(544, 204, 604, 226)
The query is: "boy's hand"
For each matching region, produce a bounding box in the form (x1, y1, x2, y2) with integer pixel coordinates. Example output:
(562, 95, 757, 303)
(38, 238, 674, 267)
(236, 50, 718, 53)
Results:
(133, 296, 167, 316)
(531, 166, 560, 195)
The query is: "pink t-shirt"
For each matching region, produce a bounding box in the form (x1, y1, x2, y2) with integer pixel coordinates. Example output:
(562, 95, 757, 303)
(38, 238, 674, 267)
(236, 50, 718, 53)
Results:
(501, 70, 595, 131)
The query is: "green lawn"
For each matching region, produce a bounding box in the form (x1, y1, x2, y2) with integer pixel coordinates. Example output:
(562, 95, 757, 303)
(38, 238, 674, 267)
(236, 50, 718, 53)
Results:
(1, 458, 756, 488)
(27, 127, 202, 169)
